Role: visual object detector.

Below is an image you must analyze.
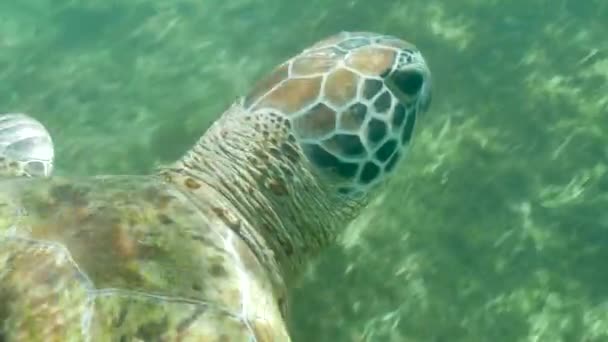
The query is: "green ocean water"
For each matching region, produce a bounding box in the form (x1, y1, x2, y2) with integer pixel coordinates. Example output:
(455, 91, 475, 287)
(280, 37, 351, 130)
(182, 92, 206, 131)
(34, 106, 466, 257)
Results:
(1, 0, 607, 341)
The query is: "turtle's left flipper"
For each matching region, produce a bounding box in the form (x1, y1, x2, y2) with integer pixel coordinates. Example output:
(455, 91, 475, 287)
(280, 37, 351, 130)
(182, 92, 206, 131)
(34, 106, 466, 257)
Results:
(0, 113, 54, 178)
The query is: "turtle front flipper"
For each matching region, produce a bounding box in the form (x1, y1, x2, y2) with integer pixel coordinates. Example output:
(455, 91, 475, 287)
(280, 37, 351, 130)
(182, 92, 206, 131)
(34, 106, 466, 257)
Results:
(0, 113, 54, 178)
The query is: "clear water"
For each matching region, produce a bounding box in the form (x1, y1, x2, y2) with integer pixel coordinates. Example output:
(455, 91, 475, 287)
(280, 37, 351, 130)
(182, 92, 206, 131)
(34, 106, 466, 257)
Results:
(1, 0, 607, 341)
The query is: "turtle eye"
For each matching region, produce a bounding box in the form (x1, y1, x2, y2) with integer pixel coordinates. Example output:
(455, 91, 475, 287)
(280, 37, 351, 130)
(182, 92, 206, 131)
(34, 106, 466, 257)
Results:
(392, 69, 424, 96)
(384, 68, 426, 103)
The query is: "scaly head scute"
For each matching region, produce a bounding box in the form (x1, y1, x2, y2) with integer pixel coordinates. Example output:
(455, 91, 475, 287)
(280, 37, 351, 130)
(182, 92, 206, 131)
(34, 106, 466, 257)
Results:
(243, 31, 431, 197)
(170, 31, 432, 279)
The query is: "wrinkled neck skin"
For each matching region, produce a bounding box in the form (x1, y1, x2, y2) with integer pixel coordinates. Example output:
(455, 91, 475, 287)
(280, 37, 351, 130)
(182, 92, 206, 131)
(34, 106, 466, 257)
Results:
(159, 101, 366, 288)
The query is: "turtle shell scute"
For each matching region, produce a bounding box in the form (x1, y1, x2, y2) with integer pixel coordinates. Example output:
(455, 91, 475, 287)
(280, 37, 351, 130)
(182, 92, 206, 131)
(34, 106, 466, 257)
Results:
(338, 102, 368, 132)
(301, 144, 359, 179)
(244, 63, 289, 109)
(252, 76, 322, 114)
(290, 52, 340, 77)
(338, 37, 372, 50)
(290, 103, 337, 140)
(0, 176, 290, 340)
(366, 118, 388, 145)
(323, 67, 361, 108)
(321, 134, 366, 159)
(345, 47, 397, 76)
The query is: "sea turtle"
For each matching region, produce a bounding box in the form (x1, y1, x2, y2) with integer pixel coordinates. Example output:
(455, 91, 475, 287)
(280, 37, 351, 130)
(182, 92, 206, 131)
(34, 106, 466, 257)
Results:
(0, 31, 432, 341)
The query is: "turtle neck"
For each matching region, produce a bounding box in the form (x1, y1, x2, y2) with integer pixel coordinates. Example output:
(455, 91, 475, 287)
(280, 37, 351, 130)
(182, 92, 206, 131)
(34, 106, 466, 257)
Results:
(158, 101, 367, 287)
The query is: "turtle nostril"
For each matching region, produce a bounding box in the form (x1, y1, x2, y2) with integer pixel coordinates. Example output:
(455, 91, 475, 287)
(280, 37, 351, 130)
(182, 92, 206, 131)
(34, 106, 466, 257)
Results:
(392, 69, 424, 96)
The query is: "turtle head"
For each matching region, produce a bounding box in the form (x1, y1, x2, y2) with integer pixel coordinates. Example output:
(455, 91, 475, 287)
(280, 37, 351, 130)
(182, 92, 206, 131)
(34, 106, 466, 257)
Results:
(170, 32, 432, 277)
(243, 31, 432, 198)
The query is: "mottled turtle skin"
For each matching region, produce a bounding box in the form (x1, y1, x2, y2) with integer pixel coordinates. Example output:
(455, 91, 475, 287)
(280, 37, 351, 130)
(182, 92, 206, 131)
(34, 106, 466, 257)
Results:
(0, 31, 432, 341)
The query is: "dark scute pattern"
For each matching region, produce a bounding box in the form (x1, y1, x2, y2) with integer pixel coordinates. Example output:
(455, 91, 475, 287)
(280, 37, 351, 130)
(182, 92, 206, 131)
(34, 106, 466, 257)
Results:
(385, 151, 400, 173)
(302, 144, 359, 179)
(367, 119, 387, 144)
(375, 139, 397, 163)
(303, 144, 337, 168)
(392, 103, 405, 127)
(359, 162, 380, 184)
(363, 79, 383, 99)
(393, 69, 424, 95)
(327, 134, 366, 157)
(336, 161, 360, 179)
(373, 91, 392, 113)
(292, 102, 337, 139)
(401, 111, 417, 144)
(344, 103, 367, 126)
